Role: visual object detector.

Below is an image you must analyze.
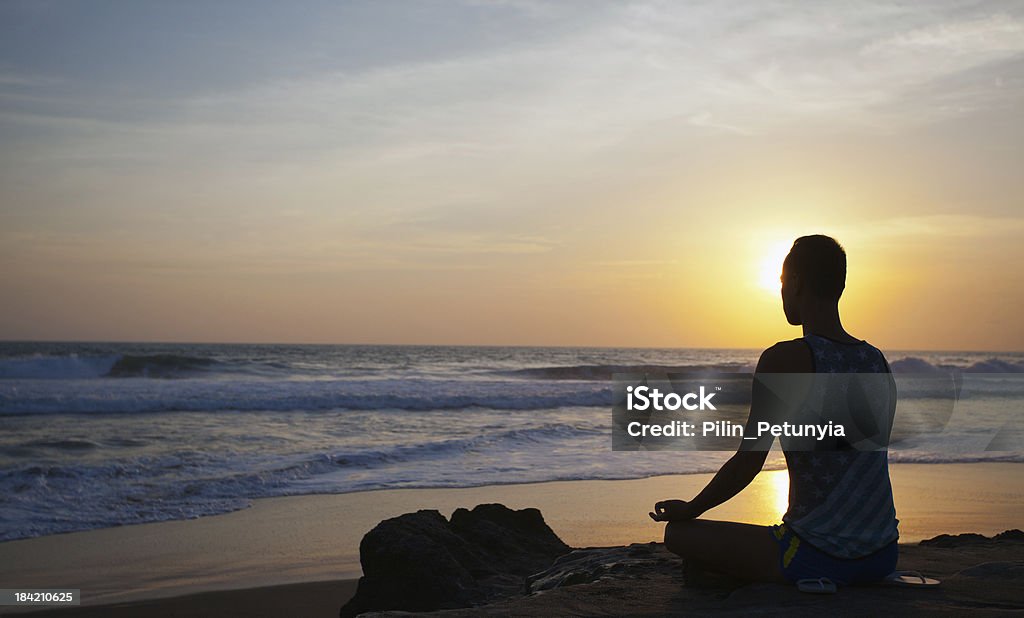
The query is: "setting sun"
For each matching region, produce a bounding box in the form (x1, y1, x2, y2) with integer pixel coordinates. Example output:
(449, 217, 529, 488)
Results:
(757, 242, 793, 293)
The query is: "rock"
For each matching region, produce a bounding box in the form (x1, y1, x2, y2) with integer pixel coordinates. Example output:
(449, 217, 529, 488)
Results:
(342, 509, 479, 616)
(920, 529, 1024, 548)
(919, 532, 991, 548)
(352, 532, 1024, 616)
(450, 504, 570, 578)
(339, 504, 569, 617)
(525, 542, 679, 593)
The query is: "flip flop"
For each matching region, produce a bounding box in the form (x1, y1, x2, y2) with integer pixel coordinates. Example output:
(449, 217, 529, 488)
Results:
(883, 570, 941, 587)
(797, 577, 837, 594)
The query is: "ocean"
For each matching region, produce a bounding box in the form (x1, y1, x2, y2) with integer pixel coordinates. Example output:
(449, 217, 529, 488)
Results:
(1, 341, 1022, 542)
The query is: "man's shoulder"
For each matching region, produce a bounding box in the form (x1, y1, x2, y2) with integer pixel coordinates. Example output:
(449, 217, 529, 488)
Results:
(756, 338, 813, 373)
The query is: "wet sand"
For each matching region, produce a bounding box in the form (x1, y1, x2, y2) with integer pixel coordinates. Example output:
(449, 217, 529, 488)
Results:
(2, 463, 1021, 616)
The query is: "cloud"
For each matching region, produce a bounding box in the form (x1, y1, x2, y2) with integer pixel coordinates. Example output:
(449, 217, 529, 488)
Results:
(3, 1, 1023, 176)
(834, 214, 1024, 249)
(0, 72, 62, 87)
(2, 1, 1023, 272)
(862, 13, 1024, 57)
(872, 214, 1024, 238)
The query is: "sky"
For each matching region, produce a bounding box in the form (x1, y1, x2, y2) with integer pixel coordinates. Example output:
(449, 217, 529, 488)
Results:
(1, 1, 1022, 350)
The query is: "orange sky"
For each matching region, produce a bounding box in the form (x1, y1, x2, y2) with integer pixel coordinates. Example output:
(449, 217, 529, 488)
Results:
(1, 3, 1022, 351)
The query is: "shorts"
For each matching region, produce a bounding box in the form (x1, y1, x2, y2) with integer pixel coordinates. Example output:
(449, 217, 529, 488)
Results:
(769, 524, 897, 585)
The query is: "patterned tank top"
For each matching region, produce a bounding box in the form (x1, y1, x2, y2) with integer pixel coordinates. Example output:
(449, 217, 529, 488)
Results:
(781, 333, 900, 559)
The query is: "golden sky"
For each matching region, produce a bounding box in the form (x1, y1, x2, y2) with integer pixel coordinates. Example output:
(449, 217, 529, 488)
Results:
(1, 2, 1022, 350)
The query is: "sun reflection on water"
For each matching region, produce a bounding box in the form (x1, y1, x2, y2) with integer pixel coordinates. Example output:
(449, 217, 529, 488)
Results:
(769, 469, 790, 518)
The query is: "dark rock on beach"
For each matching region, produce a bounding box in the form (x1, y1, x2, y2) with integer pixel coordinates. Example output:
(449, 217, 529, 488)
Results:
(343, 513, 1024, 617)
(339, 503, 569, 617)
(525, 542, 680, 593)
(920, 528, 1024, 548)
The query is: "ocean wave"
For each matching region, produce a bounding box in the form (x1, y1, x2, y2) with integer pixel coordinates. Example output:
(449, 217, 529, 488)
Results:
(3, 342, 1022, 544)
(0, 378, 612, 415)
(0, 354, 120, 379)
(105, 354, 218, 378)
(500, 363, 756, 380)
(0, 353, 219, 380)
(5, 352, 1020, 384)
(0, 458, 253, 542)
(888, 451, 1024, 464)
(890, 356, 1024, 373)
(505, 357, 1024, 381)
(22, 438, 102, 451)
(5, 370, 1022, 416)
(3, 432, 1019, 542)
(0, 422, 606, 541)
(323, 423, 600, 469)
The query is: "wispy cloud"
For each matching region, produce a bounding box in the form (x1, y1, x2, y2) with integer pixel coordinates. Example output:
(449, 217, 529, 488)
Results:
(6, 2, 1024, 154)
(0, 74, 60, 89)
(863, 13, 1024, 57)
(865, 214, 1024, 239)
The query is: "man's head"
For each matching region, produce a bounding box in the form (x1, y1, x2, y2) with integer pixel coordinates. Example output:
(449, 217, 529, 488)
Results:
(781, 235, 846, 325)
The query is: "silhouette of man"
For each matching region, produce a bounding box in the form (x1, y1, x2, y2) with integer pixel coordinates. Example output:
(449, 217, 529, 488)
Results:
(650, 235, 899, 585)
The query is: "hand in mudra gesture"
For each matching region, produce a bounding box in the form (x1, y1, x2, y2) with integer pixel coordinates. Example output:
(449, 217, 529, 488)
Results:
(649, 499, 700, 522)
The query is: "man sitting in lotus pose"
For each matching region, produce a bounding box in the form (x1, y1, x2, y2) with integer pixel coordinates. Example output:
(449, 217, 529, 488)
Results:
(650, 235, 899, 586)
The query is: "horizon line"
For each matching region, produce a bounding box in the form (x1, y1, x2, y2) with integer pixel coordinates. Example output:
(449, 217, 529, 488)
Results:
(0, 338, 1021, 355)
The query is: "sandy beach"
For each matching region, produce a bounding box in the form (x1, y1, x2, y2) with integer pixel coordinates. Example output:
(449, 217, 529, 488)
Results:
(1, 462, 1021, 616)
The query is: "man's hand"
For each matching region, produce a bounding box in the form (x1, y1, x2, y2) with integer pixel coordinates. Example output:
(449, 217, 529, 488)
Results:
(649, 499, 700, 522)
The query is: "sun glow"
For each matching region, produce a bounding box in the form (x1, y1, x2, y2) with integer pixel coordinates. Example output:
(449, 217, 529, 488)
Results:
(757, 241, 792, 293)
(770, 469, 790, 518)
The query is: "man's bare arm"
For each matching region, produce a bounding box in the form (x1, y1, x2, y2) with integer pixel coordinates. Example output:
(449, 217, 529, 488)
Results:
(650, 341, 811, 522)
(650, 450, 768, 521)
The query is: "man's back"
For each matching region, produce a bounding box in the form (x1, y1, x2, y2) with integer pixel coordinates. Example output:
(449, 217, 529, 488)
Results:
(781, 333, 899, 559)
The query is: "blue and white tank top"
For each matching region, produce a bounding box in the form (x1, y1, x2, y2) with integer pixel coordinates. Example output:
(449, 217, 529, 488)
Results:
(782, 333, 900, 559)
